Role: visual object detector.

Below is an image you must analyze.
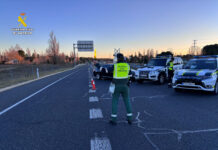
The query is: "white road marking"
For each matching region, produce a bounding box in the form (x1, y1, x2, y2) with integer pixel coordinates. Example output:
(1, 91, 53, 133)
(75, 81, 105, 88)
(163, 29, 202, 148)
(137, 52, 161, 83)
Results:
(144, 110, 153, 117)
(0, 64, 84, 93)
(89, 108, 103, 119)
(101, 93, 112, 98)
(134, 111, 218, 145)
(0, 69, 80, 116)
(144, 133, 160, 150)
(134, 112, 145, 129)
(89, 96, 99, 102)
(83, 92, 88, 98)
(145, 128, 218, 142)
(90, 137, 112, 150)
(89, 89, 96, 93)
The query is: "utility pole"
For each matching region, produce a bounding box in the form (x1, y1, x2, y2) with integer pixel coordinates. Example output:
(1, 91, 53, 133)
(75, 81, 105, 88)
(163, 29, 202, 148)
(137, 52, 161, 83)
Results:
(193, 40, 197, 48)
(193, 40, 197, 55)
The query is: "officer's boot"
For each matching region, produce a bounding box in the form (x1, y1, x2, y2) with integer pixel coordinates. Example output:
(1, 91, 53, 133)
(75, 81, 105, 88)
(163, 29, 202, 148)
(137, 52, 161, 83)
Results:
(126, 114, 133, 125)
(109, 114, 117, 125)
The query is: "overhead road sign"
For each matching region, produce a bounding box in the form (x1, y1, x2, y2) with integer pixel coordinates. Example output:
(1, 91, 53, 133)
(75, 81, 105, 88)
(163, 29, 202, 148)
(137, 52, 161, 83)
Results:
(77, 41, 94, 52)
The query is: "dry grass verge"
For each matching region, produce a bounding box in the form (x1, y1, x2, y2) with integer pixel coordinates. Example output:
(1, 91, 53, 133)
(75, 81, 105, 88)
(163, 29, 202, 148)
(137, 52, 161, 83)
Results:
(0, 64, 75, 89)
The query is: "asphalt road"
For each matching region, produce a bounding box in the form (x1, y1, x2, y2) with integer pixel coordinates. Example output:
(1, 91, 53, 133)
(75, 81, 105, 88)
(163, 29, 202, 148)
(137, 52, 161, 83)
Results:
(0, 64, 218, 150)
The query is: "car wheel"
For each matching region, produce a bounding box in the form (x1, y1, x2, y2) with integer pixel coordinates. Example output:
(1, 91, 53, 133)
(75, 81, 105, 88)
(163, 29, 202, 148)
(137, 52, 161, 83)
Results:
(96, 73, 101, 80)
(213, 82, 218, 95)
(137, 79, 143, 84)
(131, 77, 135, 82)
(158, 74, 165, 84)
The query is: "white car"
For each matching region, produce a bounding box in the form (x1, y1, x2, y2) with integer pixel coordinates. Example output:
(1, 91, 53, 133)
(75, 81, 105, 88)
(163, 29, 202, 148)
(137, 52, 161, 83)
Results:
(135, 56, 183, 84)
(173, 55, 218, 94)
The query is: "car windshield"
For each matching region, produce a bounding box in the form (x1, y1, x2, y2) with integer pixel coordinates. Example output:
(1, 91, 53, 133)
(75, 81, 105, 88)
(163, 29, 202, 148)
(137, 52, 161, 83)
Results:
(95, 63, 101, 68)
(147, 59, 167, 67)
(184, 59, 217, 69)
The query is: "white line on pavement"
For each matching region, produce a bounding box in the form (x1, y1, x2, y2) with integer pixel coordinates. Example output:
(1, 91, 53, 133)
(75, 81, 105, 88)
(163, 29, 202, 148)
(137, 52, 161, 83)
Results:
(144, 110, 153, 117)
(89, 108, 103, 119)
(89, 96, 99, 102)
(0, 69, 80, 116)
(0, 64, 84, 93)
(144, 133, 160, 150)
(90, 137, 112, 150)
(89, 89, 96, 93)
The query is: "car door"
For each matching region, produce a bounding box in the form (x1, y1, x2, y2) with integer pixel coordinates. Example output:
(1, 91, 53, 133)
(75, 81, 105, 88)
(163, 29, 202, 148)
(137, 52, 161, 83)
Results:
(177, 58, 183, 69)
(101, 65, 107, 76)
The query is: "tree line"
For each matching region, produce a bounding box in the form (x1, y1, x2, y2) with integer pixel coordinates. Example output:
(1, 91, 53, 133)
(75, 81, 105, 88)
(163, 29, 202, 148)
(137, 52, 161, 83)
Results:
(1, 31, 218, 65)
(0, 32, 76, 65)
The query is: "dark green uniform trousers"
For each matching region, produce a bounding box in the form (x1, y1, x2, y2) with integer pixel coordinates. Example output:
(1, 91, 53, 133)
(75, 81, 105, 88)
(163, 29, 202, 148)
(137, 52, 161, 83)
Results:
(111, 83, 132, 122)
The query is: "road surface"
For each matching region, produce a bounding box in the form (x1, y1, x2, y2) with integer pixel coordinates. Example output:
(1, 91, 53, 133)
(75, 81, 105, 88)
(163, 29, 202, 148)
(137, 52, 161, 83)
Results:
(0, 64, 218, 150)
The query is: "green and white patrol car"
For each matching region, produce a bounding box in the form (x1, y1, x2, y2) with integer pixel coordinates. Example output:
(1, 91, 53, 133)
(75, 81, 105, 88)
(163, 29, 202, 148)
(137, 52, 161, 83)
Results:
(172, 55, 218, 94)
(135, 56, 183, 84)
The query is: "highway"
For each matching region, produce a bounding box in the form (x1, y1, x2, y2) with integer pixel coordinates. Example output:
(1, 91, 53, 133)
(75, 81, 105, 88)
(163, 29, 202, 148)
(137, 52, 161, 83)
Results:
(0, 64, 218, 150)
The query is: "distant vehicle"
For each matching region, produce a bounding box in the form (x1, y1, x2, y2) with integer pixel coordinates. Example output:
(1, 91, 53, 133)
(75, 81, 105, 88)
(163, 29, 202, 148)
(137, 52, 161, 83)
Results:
(135, 56, 183, 84)
(93, 63, 102, 78)
(94, 63, 135, 81)
(173, 55, 218, 94)
(94, 64, 114, 79)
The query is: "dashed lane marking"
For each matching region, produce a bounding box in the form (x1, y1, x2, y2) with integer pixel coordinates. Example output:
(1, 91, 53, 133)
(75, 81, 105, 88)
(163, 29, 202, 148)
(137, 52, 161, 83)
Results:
(90, 137, 112, 150)
(89, 96, 99, 102)
(89, 108, 103, 119)
(89, 89, 96, 93)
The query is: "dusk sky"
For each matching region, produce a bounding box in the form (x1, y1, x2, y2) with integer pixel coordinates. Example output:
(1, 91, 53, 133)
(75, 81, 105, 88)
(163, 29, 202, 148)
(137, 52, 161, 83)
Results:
(0, 0, 218, 58)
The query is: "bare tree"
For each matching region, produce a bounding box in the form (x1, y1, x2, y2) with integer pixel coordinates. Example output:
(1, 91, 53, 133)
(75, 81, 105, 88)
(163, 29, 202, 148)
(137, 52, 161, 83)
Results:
(46, 31, 59, 64)
(147, 49, 150, 59)
(150, 49, 154, 58)
(155, 50, 158, 57)
(26, 48, 31, 57)
(189, 46, 201, 56)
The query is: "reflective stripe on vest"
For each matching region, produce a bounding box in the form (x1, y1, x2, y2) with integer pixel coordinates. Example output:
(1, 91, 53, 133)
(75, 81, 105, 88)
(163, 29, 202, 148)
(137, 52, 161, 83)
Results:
(169, 62, 173, 70)
(113, 63, 130, 79)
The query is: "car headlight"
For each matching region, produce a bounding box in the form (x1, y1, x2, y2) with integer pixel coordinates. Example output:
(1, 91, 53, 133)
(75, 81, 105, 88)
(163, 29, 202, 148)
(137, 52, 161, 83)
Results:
(202, 74, 217, 81)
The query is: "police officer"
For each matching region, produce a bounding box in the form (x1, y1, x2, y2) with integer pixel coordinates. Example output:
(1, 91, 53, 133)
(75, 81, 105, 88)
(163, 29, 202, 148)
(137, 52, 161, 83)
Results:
(168, 57, 174, 87)
(110, 53, 132, 125)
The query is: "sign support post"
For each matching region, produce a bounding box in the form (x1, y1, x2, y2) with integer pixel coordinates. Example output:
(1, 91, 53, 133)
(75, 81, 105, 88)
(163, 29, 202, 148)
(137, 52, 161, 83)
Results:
(73, 43, 76, 66)
(73, 40, 94, 64)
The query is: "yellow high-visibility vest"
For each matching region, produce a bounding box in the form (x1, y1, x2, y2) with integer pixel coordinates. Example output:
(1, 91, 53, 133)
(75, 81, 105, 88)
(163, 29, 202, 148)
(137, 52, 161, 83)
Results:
(113, 63, 130, 79)
(169, 62, 174, 71)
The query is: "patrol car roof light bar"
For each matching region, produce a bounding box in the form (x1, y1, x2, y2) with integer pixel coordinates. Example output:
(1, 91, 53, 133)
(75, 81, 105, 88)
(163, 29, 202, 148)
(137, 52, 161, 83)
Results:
(194, 55, 218, 58)
(113, 48, 120, 56)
